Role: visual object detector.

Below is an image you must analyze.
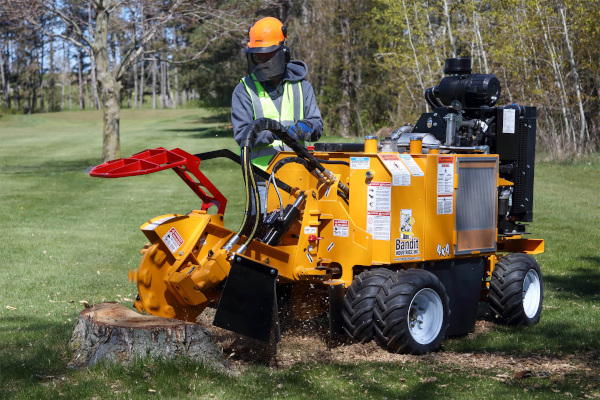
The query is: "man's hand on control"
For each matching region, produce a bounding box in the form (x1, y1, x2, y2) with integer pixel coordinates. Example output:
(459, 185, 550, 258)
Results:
(287, 120, 313, 141)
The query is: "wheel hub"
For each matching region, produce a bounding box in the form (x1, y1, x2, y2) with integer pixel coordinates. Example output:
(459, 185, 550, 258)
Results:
(408, 288, 444, 345)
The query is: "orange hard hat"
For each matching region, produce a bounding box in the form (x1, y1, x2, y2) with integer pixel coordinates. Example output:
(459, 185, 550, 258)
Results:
(245, 17, 287, 54)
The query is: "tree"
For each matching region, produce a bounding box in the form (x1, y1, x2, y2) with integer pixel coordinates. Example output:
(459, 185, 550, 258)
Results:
(5, 0, 251, 162)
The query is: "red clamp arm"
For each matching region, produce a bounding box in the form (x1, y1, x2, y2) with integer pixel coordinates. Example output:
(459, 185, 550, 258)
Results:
(90, 148, 227, 214)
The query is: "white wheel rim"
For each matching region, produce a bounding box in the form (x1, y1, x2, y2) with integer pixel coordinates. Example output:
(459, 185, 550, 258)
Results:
(408, 288, 444, 345)
(523, 269, 541, 318)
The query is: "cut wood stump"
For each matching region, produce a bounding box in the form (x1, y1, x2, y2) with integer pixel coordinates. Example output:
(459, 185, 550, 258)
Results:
(68, 302, 231, 371)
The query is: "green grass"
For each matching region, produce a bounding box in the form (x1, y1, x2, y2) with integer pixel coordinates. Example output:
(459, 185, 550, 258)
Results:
(1, 110, 599, 399)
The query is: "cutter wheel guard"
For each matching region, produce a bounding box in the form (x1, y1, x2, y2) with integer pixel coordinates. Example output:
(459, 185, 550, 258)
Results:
(90, 58, 545, 354)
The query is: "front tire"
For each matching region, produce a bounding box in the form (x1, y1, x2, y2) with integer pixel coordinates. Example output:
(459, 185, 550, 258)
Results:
(374, 269, 449, 354)
(489, 253, 543, 325)
(342, 268, 394, 343)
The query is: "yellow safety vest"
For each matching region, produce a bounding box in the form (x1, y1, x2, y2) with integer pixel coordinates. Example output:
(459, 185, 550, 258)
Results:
(241, 75, 304, 169)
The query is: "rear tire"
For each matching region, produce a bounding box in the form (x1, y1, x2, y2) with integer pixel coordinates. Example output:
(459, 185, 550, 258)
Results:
(342, 268, 394, 343)
(489, 253, 543, 325)
(374, 269, 449, 354)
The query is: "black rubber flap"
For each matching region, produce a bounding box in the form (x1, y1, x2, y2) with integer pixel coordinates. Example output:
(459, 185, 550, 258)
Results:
(428, 258, 485, 336)
(213, 255, 279, 342)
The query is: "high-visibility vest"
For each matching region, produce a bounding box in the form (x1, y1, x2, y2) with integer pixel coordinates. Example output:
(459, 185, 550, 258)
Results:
(241, 74, 304, 169)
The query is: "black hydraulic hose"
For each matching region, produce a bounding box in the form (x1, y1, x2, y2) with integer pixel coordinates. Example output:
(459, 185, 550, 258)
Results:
(425, 87, 443, 109)
(193, 149, 293, 193)
(315, 158, 350, 166)
(240, 150, 261, 250)
(223, 147, 256, 252)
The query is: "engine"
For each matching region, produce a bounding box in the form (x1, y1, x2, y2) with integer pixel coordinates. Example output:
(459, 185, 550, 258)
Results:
(392, 57, 536, 235)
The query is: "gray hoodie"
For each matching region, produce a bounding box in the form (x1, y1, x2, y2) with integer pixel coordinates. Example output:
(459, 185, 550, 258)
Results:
(231, 60, 324, 148)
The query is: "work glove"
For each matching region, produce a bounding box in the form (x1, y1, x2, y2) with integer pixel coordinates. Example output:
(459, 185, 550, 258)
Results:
(287, 120, 313, 141)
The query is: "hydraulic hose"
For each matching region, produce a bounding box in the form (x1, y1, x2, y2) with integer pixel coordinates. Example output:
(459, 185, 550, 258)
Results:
(223, 147, 256, 251)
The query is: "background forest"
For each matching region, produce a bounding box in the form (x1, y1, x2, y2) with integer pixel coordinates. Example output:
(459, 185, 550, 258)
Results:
(1, 0, 599, 158)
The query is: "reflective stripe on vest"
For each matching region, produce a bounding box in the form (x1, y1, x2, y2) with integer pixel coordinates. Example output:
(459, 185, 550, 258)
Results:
(241, 75, 304, 169)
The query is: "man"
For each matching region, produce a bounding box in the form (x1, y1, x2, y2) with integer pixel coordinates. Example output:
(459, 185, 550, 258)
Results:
(232, 17, 323, 168)
(231, 17, 323, 212)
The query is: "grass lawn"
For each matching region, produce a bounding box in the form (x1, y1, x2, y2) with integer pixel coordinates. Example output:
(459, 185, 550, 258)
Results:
(0, 109, 599, 399)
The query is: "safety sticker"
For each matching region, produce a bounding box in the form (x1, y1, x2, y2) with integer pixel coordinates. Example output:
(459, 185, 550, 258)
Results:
(381, 154, 411, 186)
(333, 219, 349, 237)
(163, 227, 184, 253)
(398, 154, 424, 176)
(400, 209, 415, 239)
(350, 157, 370, 169)
(437, 194, 453, 215)
(503, 108, 516, 134)
(367, 211, 391, 241)
(437, 156, 454, 195)
(304, 226, 317, 235)
(367, 182, 392, 211)
(395, 237, 420, 256)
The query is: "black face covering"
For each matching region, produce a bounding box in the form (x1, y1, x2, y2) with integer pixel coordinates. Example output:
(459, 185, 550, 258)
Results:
(247, 48, 286, 82)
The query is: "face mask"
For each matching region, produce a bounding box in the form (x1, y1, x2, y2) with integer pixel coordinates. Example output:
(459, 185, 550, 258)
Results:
(247, 48, 286, 82)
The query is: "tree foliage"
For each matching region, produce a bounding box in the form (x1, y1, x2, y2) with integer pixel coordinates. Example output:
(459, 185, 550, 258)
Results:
(1, 0, 599, 157)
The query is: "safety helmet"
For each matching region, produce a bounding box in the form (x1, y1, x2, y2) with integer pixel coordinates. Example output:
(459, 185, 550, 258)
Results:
(245, 17, 287, 54)
(245, 17, 290, 82)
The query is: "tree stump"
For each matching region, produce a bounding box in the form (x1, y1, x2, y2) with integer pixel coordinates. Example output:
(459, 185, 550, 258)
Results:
(68, 302, 231, 371)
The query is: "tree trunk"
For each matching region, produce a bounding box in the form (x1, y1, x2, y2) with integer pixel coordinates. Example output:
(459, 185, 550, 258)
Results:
(139, 60, 145, 108)
(0, 43, 7, 109)
(77, 50, 85, 110)
(174, 66, 179, 107)
(152, 58, 157, 109)
(338, 9, 351, 137)
(68, 302, 231, 370)
(61, 42, 66, 111)
(442, 0, 456, 58)
(94, 1, 121, 162)
(68, 46, 72, 110)
(160, 59, 166, 108)
(538, 2, 574, 152)
(559, 4, 588, 149)
(89, 2, 100, 110)
(39, 37, 45, 112)
(402, 0, 425, 93)
(133, 61, 138, 109)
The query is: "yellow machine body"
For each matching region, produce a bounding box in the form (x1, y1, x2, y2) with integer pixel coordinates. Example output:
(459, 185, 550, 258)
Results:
(130, 144, 543, 325)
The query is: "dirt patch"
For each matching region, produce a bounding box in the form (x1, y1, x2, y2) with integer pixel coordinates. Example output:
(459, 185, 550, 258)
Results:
(198, 309, 600, 383)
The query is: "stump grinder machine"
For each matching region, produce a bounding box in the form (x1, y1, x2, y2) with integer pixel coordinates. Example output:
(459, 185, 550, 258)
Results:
(91, 58, 544, 354)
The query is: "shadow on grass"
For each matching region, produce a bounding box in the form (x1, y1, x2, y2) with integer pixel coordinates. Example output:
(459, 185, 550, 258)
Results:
(544, 261, 600, 300)
(0, 158, 100, 176)
(164, 126, 233, 139)
(194, 113, 230, 124)
(0, 315, 74, 393)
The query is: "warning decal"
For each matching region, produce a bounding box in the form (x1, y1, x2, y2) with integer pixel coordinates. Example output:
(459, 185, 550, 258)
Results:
(381, 154, 411, 186)
(437, 156, 454, 215)
(398, 154, 424, 176)
(350, 157, 370, 169)
(333, 219, 349, 237)
(163, 227, 184, 253)
(367, 182, 392, 211)
(437, 156, 454, 194)
(437, 194, 453, 214)
(367, 211, 391, 241)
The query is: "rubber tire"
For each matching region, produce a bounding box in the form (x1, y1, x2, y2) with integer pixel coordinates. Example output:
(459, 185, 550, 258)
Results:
(374, 269, 449, 354)
(489, 253, 543, 325)
(342, 268, 394, 343)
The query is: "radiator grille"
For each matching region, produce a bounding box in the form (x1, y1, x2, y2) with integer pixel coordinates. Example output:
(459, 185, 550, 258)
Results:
(455, 158, 497, 254)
